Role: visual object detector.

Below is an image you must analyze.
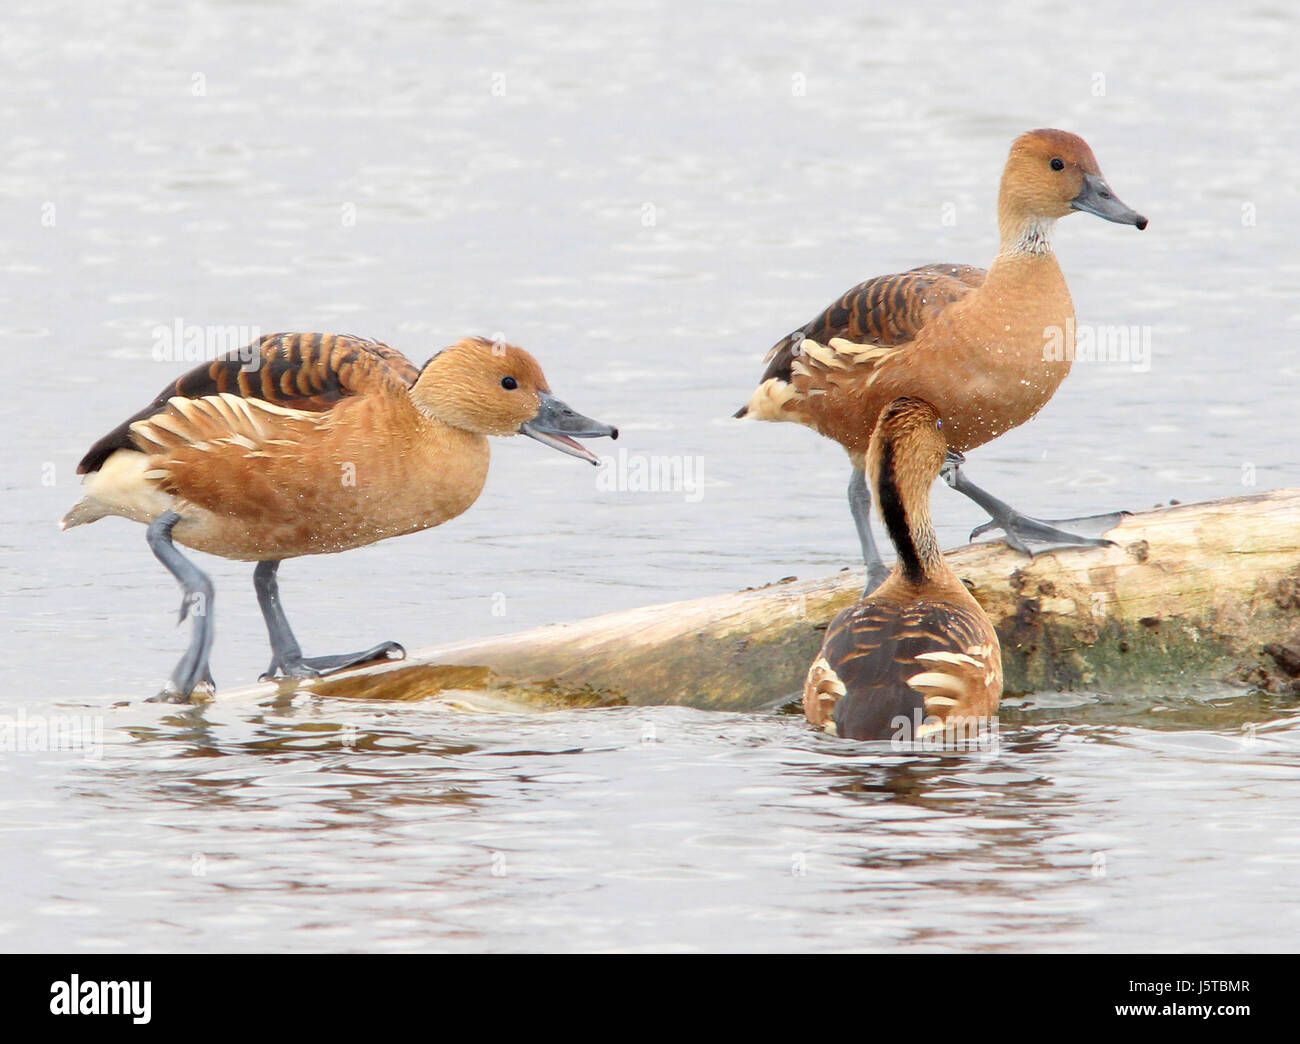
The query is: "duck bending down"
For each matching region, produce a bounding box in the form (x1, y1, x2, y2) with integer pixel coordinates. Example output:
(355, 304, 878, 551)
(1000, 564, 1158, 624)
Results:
(736, 129, 1146, 594)
(62, 332, 618, 703)
(804, 398, 1001, 742)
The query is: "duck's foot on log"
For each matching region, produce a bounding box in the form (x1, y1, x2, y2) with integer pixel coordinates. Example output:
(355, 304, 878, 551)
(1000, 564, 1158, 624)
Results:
(969, 510, 1127, 556)
(254, 560, 405, 682)
(261, 642, 406, 682)
(941, 453, 1127, 556)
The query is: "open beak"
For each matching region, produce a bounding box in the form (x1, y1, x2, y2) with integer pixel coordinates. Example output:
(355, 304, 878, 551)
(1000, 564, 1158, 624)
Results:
(945, 449, 966, 467)
(1071, 171, 1148, 229)
(520, 391, 618, 465)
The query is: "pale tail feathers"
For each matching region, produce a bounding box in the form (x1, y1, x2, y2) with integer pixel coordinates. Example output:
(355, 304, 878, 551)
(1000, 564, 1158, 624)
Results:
(61, 449, 174, 529)
(740, 376, 801, 422)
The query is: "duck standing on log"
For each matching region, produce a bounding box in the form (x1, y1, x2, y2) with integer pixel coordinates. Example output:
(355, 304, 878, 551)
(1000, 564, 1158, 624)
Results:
(736, 129, 1147, 594)
(62, 332, 618, 703)
(804, 398, 1001, 743)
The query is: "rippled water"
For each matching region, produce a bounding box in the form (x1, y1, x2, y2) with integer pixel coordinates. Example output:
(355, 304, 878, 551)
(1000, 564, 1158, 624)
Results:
(1, 0, 1298, 952)
(7, 699, 1300, 953)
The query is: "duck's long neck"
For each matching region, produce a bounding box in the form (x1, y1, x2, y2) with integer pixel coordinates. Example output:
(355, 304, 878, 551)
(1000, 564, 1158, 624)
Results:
(992, 186, 1059, 264)
(875, 442, 945, 588)
(982, 197, 1071, 317)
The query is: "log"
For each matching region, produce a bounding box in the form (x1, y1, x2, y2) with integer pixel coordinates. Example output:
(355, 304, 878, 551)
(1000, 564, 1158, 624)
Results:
(224, 488, 1300, 711)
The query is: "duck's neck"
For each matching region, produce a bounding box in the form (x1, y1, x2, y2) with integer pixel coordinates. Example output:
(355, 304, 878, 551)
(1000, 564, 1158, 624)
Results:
(994, 197, 1058, 257)
(998, 217, 1054, 259)
(875, 442, 945, 588)
(408, 397, 491, 460)
(985, 204, 1069, 306)
(992, 176, 1059, 261)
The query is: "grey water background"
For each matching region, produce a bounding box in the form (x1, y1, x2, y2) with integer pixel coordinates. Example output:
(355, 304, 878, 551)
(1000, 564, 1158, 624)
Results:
(1, 0, 1297, 952)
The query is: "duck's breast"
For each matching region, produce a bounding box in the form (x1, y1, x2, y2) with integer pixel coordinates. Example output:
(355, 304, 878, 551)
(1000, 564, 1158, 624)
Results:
(872, 267, 1076, 451)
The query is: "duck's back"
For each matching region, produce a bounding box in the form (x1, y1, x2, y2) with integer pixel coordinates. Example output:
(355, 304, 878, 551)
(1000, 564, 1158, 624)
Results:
(64, 332, 471, 561)
(77, 332, 420, 476)
(745, 264, 985, 399)
(806, 593, 1000, 741)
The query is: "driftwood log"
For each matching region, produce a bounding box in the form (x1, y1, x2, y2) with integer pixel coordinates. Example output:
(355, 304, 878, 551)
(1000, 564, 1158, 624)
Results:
(223, 488, 1300, 712)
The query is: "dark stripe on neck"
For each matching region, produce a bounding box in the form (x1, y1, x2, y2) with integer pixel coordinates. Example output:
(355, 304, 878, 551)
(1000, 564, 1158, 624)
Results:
(877, 438, 925, 585)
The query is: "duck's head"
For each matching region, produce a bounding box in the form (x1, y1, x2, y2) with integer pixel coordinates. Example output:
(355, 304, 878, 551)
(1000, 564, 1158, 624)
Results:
(413, 337, 617, 463)
(999, 129, 1146, 246)
(868, 397, 950, 494)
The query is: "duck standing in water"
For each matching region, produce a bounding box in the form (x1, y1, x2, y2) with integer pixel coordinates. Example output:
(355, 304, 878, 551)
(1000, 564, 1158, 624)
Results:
(804, 398, 1001, 742)
(62, 332, 617, 702)
(736, 129, 1146, 593)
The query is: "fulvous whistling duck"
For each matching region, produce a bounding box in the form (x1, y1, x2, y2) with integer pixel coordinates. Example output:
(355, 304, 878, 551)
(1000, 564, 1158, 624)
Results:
(62, 332, 618, 702)
(804, 398, 1001, 742)
(736, 129, 1147, 593)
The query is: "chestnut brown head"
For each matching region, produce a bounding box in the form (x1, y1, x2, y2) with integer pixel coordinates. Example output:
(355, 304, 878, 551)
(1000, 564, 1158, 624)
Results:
(413, 337, 616, 463)
(1001, 128, 1146, 230)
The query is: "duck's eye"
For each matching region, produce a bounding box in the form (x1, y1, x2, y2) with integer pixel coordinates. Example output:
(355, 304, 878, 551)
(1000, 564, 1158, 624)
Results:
(501, 376, 518, 390)
(1050, 157, 1065, 172)
(936, 419, 943, 430)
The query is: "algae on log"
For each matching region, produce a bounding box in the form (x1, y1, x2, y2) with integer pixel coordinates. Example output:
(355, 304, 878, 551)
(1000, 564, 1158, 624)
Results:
(238, 488, 1300, 711)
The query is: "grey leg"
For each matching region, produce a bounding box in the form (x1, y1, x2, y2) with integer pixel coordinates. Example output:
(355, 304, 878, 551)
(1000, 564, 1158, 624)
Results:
(849, 467, 891, 597)
(254, 560, 404, 680)
(940, 452, 1127, 556)
(146, 510, 216, 703)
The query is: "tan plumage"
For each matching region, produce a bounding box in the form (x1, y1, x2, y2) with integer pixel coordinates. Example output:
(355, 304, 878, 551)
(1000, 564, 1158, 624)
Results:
(747, 264, 986, 408)
(76, 332, 420, 478)
(66, 334, 538, 560)
(803, 398, 1002, 742)
(738, 129, 1144, 465)
(63, 332, 617, 701)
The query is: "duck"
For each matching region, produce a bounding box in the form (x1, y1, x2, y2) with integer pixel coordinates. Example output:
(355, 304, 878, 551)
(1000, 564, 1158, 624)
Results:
(803, 397, 1001, 742)
(62, 332, 618, 703)
(736, 129, 1146, 594)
